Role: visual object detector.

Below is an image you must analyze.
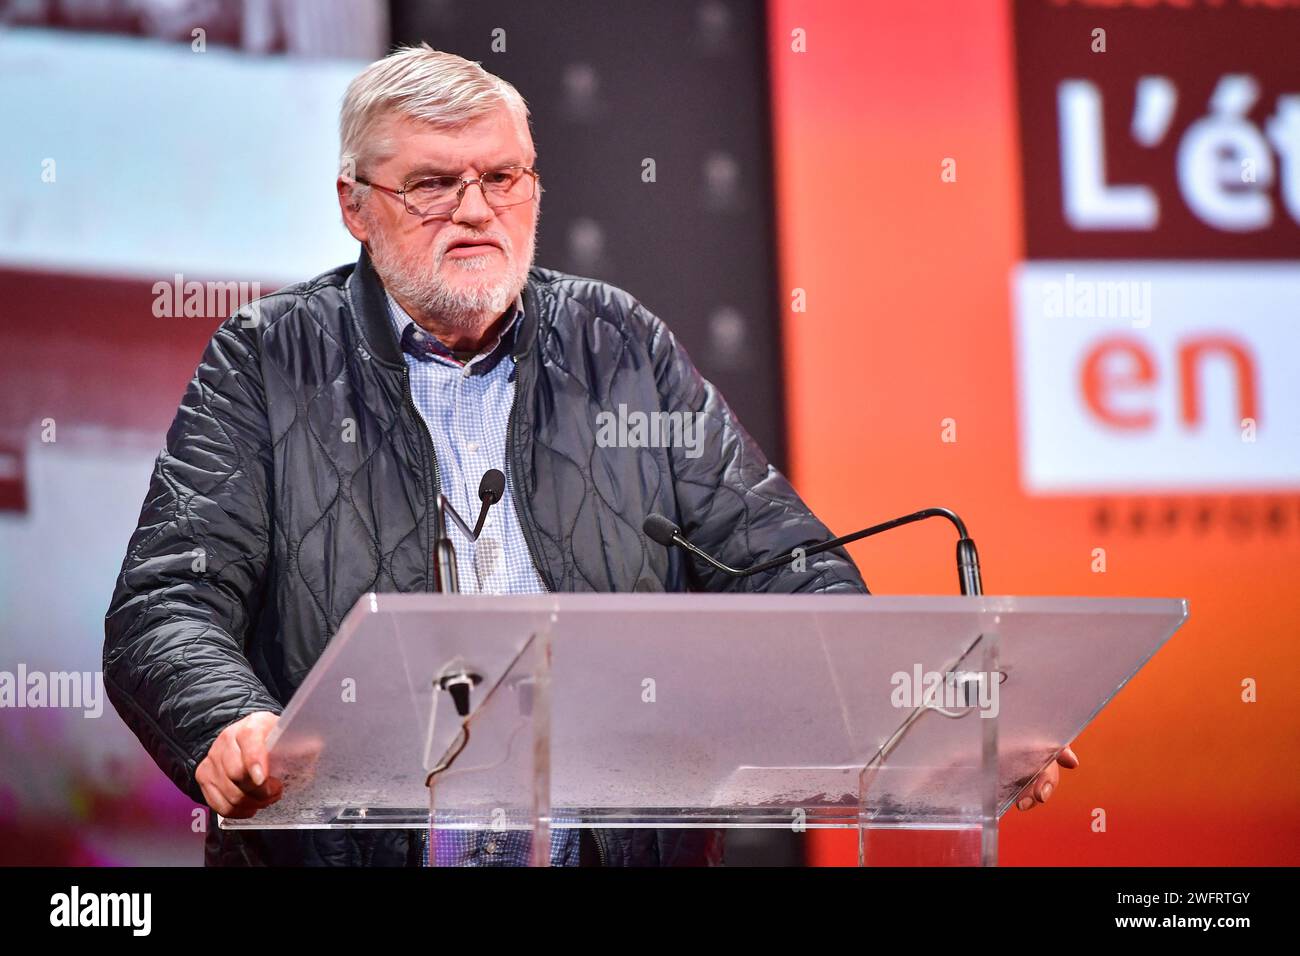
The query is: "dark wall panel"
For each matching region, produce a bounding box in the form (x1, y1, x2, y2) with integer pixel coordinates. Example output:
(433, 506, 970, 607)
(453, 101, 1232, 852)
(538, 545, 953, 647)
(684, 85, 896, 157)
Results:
(391, 0, 787, 465)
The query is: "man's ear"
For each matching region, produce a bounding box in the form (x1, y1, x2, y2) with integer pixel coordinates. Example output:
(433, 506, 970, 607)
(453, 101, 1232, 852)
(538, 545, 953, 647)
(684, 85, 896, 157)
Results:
(337, 177, 370, 244)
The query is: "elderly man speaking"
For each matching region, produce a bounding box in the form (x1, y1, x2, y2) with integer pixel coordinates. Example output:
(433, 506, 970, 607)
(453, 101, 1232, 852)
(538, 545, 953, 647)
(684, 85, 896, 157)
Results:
(104, 45, 1073, 867)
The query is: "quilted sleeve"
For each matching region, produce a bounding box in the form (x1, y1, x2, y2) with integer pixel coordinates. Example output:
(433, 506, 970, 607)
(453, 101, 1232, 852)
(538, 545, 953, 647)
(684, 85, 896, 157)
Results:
(103, 315, 284, 805)
(639, 303, 869, 595)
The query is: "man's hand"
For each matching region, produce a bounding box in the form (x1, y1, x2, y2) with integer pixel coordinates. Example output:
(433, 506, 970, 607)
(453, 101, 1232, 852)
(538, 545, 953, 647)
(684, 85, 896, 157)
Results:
(1017, 745, 1079, 812)
(196, 711, 284, 818)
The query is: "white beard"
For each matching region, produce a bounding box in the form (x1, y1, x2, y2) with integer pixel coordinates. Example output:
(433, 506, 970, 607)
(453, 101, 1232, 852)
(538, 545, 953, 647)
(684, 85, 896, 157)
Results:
(366, 213, 537, 332)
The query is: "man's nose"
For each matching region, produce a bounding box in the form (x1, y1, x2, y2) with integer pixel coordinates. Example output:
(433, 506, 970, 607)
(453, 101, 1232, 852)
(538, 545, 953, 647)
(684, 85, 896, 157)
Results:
(450, 182, 494, 226)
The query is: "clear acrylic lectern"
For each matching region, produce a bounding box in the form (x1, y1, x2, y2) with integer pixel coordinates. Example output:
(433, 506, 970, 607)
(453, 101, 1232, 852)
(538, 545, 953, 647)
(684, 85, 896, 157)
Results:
(223, 594, 1188, 866)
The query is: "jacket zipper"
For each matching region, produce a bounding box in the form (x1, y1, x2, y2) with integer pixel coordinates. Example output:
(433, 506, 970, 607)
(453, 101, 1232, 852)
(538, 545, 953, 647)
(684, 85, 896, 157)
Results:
(404, 364, 440, 871)
(505, 381, 554, 593)
(401, 365, 444, 587)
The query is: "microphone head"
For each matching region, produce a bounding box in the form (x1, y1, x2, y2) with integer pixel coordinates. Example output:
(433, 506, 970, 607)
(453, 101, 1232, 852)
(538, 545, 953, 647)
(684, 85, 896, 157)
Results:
(478, 469, 506, 505)
(643, 513, 681, 548)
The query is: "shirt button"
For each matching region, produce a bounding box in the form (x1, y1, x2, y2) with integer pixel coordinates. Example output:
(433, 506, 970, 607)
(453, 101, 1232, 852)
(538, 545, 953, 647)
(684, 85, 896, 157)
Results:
(466, 441, 478, 452)
(485, 841, 497, 853)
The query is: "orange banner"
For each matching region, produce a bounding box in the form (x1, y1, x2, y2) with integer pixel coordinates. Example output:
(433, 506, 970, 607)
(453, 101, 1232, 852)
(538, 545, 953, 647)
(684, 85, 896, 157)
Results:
(769, 0, 1300, 865)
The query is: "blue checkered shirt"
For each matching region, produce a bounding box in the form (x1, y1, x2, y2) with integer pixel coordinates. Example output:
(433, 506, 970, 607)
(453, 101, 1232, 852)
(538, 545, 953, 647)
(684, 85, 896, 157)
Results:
(387, 292, 580, 867)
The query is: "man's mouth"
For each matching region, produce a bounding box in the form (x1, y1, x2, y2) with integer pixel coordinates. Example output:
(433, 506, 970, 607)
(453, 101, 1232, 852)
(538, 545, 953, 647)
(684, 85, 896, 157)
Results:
(444, 237, 502, 258)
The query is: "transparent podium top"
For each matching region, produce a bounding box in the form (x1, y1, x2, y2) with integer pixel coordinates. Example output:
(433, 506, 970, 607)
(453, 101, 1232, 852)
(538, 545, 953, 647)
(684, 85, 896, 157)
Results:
(230, 594, 1187, 829)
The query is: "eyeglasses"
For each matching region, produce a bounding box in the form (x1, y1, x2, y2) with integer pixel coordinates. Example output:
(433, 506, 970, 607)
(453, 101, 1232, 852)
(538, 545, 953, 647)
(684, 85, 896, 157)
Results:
(354, 165, 540, 218)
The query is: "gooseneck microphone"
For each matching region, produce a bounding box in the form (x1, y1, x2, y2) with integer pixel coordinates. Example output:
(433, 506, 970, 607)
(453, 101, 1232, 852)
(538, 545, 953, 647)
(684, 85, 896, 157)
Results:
(643, 507, 983, 595)
(433, 469, 508, 594)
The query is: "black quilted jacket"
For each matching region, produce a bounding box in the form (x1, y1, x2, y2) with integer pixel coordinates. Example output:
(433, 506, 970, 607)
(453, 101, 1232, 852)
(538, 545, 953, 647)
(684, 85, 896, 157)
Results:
(103, 247, 868, 866)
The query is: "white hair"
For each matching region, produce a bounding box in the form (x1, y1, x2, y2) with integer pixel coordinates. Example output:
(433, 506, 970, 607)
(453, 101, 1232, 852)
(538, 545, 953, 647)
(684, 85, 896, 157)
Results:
(339, 43, 531, 200)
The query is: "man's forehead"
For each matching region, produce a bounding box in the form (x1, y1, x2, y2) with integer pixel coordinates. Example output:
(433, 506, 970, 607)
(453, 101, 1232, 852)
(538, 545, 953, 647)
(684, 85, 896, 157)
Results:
(377, 111, 533, 172)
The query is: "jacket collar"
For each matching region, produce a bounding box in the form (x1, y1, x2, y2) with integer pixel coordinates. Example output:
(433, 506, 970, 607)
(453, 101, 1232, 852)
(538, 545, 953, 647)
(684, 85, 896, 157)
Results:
(345, 244, 541, 369)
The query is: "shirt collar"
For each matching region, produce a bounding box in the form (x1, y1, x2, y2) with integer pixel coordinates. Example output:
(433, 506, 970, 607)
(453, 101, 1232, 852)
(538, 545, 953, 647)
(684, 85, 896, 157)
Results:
(385, 290, 522, 377)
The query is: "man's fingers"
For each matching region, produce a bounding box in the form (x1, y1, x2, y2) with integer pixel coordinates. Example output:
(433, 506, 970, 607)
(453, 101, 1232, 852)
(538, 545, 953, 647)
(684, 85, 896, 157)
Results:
(199, 777, 234, 817)
(218, 739, 270, 798)
(236, 721, 272, 787)
(1017, 754, 1069, 811)
(212, 761, 253, 808)
(220, 729, 278, 799)
(219, 737, 249, 789)
(197, 712, 285, 820)
(200, 757, 246, 810)
(1034, 762, 1060, 803)
(211, 737, 281, 806)
(1057, 746, 1080, 769)
(200, 761, 280, 818)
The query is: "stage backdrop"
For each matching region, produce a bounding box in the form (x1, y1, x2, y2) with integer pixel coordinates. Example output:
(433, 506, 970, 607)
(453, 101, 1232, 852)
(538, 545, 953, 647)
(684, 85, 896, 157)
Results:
(770, 0, 1300, 865)
(0, 0, 792, 865)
